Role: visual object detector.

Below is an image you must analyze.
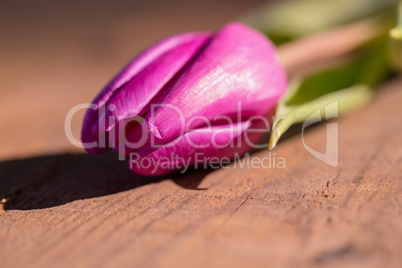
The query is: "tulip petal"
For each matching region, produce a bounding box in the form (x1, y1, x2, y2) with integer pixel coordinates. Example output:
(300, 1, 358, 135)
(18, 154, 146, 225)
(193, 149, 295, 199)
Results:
(99, 34, 211, 130)
(129, 119, 268, 176)
(145, 22, 287, 144)
(82, 32, 211, 154)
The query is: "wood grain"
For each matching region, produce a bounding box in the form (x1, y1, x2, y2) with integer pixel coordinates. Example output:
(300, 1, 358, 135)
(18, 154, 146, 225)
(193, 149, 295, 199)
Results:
(1, 1, 402, 267)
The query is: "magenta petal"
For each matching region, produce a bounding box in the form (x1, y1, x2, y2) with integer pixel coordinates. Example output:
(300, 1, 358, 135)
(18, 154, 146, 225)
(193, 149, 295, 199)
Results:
(99, 34, 211, 130)
(145, 22, 287, 144)
(129, 120, 265, 176)
(82, 32, 211, 154)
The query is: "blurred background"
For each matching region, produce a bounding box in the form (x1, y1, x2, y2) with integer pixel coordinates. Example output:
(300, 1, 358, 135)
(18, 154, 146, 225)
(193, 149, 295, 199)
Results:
(0, 0, 266, 160)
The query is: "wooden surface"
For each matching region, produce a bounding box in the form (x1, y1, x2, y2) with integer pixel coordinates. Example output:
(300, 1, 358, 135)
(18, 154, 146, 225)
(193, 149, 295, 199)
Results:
(1, 1, 402, 267)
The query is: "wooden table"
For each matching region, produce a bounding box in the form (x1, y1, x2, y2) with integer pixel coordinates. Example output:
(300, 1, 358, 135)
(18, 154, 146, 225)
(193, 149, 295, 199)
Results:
(1, 1, 401, 267)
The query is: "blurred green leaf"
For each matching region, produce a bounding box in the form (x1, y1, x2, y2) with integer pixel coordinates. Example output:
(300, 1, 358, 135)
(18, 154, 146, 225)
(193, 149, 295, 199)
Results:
(389, 1, 402, 71)
(243, 0, 399, 45)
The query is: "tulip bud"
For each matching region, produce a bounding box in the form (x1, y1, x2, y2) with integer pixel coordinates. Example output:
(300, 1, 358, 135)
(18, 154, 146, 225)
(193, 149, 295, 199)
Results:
(82, 22, 288, 175)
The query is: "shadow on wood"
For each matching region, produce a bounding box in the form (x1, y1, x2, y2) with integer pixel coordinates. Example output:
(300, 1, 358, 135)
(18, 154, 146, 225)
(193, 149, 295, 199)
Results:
(0, 152, 209, 210)
(0, 122, 316, 211)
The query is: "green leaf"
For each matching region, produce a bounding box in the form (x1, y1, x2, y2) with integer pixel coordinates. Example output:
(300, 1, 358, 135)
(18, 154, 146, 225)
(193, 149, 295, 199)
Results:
(269, 38, 391, 149)
(269, 84, 373, 149)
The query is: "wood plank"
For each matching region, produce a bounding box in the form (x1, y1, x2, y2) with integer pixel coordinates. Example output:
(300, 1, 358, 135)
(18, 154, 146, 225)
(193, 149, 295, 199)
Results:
(2, 79, 402, 268)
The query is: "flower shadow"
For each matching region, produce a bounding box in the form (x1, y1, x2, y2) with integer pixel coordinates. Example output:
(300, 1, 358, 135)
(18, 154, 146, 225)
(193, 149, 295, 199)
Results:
(0, 151, 209, 210)
(0, 122, 314, 211)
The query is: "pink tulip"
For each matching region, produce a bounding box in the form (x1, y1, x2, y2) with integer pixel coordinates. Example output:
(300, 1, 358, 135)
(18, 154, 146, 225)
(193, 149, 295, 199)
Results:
(82, 22, 287, 175)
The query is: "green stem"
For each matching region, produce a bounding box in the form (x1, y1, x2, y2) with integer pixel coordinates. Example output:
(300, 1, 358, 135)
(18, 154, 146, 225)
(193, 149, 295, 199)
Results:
(269, 34, 391, 149)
